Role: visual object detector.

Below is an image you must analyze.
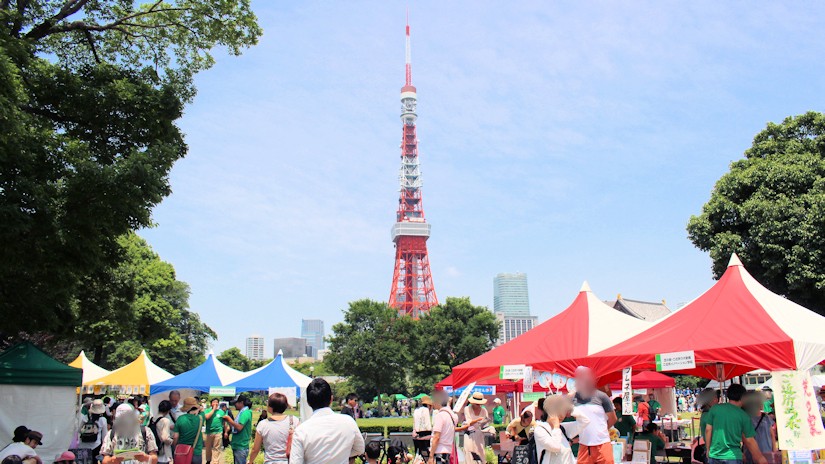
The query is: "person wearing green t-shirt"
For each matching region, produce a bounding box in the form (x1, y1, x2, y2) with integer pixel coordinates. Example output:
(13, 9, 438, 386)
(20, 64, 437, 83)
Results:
(173, 397, 205, 464)
(203, 398, 226, 464)
(648, 395, 661, 422)
(492, 398, 507, 425)
(704, 384, 766, 464)
(635, 423, 667, 464)
(612, 397, 637, 442)
(222, 396, 253, 464)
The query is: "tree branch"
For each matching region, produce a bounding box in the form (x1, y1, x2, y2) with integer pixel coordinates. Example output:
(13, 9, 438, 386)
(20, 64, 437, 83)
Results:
(84, 29, 100, 64)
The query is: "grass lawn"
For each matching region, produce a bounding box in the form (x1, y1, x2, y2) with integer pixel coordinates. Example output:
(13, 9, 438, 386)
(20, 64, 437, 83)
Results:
(356, 417, 414, 428)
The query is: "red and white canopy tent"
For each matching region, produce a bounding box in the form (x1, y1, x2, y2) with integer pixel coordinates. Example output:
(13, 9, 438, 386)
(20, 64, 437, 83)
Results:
(450, 282, 653, 388)
(588, 254, 825, 382)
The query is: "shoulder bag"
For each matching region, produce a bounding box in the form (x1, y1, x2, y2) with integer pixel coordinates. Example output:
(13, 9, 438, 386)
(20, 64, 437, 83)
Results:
(285, 416, 295, 459)
(173, 415, 204, 464)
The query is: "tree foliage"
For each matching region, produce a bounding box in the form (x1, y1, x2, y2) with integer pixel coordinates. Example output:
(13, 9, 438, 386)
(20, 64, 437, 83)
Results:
(325, 298, 499, 402)
(0, 0, 260, 331)
(217, 347, 268, 372)
(687, 112, 825, 314)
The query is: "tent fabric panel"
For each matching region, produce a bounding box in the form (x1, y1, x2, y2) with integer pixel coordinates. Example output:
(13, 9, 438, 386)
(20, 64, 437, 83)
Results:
(69, 351, 111, 384)
(0, 342, 82, 387)
(607, 371, 675, 390)
(0, 384, 78, 462)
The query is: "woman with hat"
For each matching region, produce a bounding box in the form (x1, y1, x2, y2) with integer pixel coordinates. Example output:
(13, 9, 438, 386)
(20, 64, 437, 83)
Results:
(460, 392, 491, 464)
(77, 400, 108, 464)
(173, 398, 205, 464)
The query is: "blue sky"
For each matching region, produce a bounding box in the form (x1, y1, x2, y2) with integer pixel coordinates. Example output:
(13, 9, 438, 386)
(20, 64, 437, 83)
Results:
(140, 1, 825, 354)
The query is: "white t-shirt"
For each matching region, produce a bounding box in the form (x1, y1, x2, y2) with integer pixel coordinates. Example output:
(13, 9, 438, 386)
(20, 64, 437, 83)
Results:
(413, 407, 433, 434)
(256, 416, 300, 463)
(573, 391, 614, 446)
(431, 408, 457, 455)
(0, 442, 38, 461)
(78, 416, 109, 450)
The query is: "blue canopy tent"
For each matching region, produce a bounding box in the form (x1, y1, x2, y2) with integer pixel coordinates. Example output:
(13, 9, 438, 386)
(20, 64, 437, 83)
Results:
(229, 351, 313, 420)
(148, 353, 246, 414)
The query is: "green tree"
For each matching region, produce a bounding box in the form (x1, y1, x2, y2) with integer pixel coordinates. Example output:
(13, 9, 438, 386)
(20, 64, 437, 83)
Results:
(217, 347, 268, 372)
(687, 112, 825, 314)
(674, 375, 704, 390)
(0, 0, 260, 332)
(325, 300, 413, 413)
(72, 233, 217, 373)
(410, 297, 499, 391)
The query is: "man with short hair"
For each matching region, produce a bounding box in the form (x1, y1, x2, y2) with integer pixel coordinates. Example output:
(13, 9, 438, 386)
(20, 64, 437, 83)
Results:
(340, 393, 358, 419)
(290, 378, 365, 464)
(364, 441, 382, 464)
(168, 391, 182, 422)
(648, 394, 661, 422)
(413, 396, 434, 438)
(222, 396, 252, 464)
(0, 431, 43, 463)
(573, 366, 617, 464)
(612, 397, 636, 442)
(704, 384, 766, 464)
(429, 391, 457, 464)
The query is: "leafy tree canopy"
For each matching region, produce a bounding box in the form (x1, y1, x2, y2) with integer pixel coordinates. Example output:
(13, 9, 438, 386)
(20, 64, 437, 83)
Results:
(688, 112, 825, 314)
(217, 347, 269, 372)
(0, 0, 260, 331)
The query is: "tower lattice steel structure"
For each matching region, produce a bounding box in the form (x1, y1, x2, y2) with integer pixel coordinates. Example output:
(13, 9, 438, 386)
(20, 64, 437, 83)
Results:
(388, 18, 438, 318)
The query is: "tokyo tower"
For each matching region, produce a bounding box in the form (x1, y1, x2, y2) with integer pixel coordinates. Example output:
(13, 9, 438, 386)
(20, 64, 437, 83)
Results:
(388, 17, 438, 318)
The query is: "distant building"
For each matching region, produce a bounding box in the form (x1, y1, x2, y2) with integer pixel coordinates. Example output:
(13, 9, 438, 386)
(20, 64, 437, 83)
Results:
(494, 273, 530, 316)
(246, 335, 265, 361)
(274, 337, 309, 359)
(495, 313, 539, 346)
(604, 295, 671, 321)
(301, 319, 325, 358)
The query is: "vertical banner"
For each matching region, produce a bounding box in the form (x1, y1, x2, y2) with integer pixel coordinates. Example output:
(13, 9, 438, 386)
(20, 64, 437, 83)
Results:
(622, 367, 633, 415)
(523, 366, 533, 393)
(773, 370, 825, 450)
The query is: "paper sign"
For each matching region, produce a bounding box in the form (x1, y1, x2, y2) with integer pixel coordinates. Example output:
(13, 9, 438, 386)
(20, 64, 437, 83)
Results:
(268, 387, 297, 407)
(209, 386, 237, 397)
(622, 367, 633, 415)
(500, 364, 527, 380)
(521, 392, 546, 402)
(773, 370, 825, 450)
(788, 450, 814, 464)
(655, 350, 696, 372)
(453, 382, 476, 413)
(523, 366, 533, 393)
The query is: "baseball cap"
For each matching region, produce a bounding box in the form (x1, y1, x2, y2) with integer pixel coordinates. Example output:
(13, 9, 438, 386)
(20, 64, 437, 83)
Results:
(27, 431, 43, 445)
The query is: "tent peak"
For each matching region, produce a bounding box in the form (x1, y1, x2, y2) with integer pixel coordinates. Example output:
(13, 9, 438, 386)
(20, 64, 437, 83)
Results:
(579, 281, 592, 293)
(728, 253, 743, 267)
(276, 349, 284, 357)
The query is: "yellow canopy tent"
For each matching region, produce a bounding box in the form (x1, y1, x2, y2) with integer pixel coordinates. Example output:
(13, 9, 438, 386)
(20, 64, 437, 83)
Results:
(84, 350, 172, 395)
(69, 351, 111, 384)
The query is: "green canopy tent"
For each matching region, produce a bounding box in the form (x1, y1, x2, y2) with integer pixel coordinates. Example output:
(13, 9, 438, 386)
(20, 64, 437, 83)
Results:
(0, 342, 82, 461)
(412, 393, 429, 400)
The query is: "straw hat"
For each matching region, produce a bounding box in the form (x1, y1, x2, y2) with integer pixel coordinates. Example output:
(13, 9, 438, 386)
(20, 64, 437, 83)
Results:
(90, 399, 105, 415)
(468, 392, 487, 405)
(182, 397, 200, 412)
(420, 396, 433, 406)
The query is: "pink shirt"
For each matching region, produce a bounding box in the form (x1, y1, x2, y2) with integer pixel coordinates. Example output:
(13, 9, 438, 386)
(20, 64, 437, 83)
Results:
(431, 408, 457, 454)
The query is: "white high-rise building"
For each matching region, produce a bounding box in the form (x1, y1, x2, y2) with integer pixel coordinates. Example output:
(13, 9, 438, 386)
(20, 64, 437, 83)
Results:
(245, 335, 265, 361)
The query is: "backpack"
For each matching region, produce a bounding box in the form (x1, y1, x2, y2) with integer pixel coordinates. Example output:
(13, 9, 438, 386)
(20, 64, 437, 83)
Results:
(147, 417, 165, 456)
(80, 418, 101, 443)
(527, 424, 549, 464)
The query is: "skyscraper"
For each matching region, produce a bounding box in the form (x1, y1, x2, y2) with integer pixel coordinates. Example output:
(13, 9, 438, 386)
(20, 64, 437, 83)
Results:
(245, 335, 265, 361)
(301, 319, 324, 358)
(494, 272, 530, 316)
(273, 337, 309, 359)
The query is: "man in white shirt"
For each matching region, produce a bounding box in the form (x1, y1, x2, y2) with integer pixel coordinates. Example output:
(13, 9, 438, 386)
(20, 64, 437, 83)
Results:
(168, 390, 182, 422)
(290, 378, 365, 464)
(429, 392, 457, 464)
(413, 396, 434, 439)
(572, 366, 617, 464)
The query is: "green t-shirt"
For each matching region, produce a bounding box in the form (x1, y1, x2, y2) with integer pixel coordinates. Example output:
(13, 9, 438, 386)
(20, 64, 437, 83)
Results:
(175, 412, 205, 455)
(649, 400, 661, 415)
(231, 408, 253, 450)
(635, 432, 665, 464)
(763, 399, 774, 414)
(615, 414, 637, 440)
(563, 416, 579, 455)
(492, 406, 506, 425)
(699, 412, 709, 437)
(705, 403, 756, 460)
(205, 408, 226, 434)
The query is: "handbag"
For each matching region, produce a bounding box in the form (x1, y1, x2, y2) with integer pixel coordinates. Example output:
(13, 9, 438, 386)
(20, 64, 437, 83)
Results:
(285, 416, 294, 459)
(174, 416, 204, 464)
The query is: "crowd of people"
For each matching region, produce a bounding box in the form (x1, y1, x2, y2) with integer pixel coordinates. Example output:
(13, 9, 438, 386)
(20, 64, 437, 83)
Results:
(1, 370, 817, 464)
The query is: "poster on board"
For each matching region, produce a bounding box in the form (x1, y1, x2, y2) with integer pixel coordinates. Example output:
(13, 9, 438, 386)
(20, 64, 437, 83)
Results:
(773, 370, 825, 450)
(621, 367, 633, 415)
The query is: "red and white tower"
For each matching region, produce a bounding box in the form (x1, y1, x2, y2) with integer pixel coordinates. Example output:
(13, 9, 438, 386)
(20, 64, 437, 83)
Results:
(388, 18, 438, 318)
